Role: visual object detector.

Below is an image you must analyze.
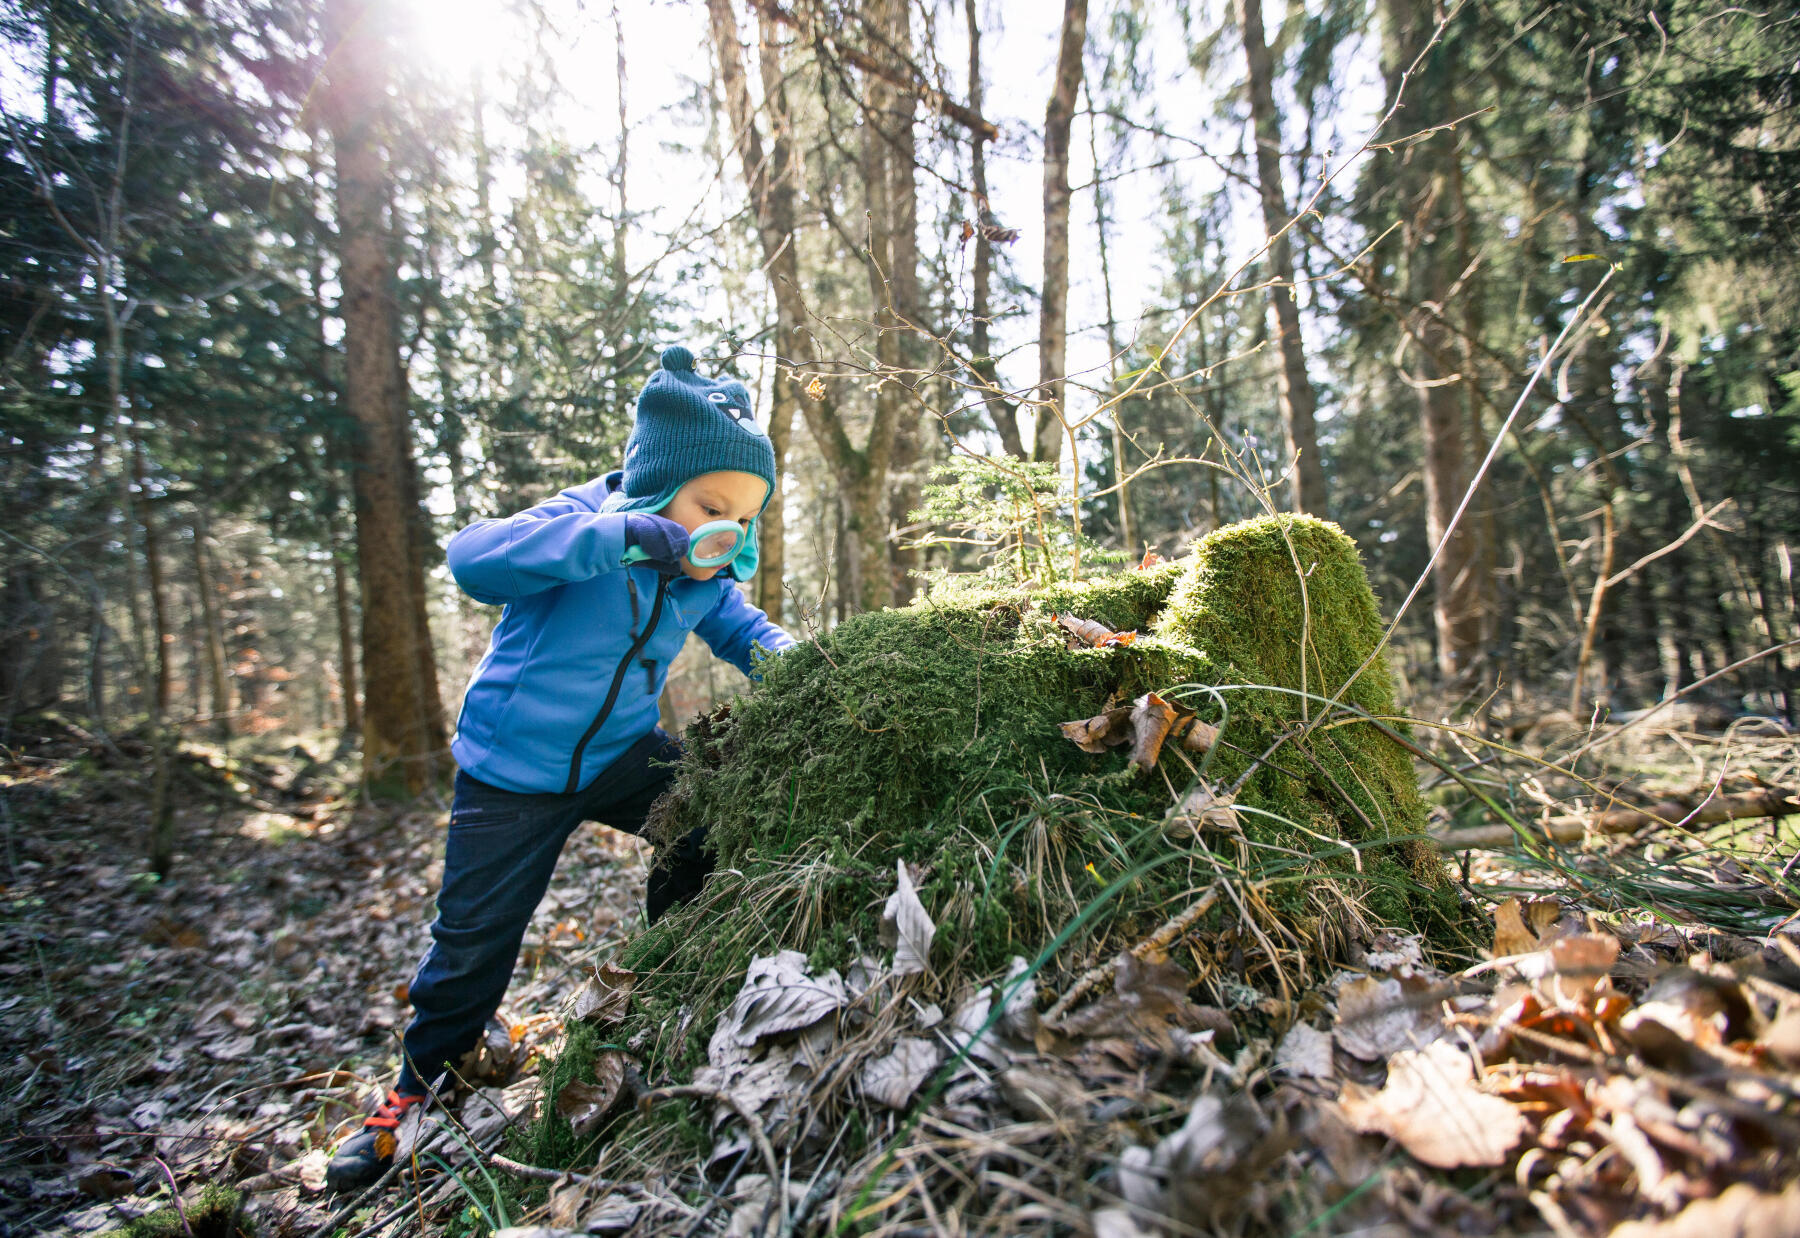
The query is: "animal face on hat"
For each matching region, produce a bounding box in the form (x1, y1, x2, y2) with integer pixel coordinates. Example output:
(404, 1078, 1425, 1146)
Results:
(708, 390, 766, 437)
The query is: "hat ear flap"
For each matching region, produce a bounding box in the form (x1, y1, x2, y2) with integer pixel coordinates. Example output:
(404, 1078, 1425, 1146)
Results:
(727, 518, 760, 582)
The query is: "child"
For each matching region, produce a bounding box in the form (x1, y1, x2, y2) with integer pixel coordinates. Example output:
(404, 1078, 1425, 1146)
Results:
(326, 345, 793, 1193)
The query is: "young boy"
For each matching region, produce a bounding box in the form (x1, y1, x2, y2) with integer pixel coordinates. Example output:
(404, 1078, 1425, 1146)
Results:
(326, 345, 793, 1193)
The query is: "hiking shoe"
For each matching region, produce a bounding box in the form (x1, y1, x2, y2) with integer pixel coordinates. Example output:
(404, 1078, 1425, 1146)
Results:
(324, 1088, 428, 1194)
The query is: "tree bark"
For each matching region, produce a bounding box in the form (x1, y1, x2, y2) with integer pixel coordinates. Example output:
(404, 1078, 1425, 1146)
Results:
(131, 429, 172, 717)
(707, 0, 810, 622)
(1085, 79, 1133, 550)
(189, 509, 231, 737)
(1032, 0, 1088, 465)
(1236, 0, 1326, 514)
(1381, 0, 1480, 679)
(322, 0, 435, 793)
(964, 0, 1024, 460)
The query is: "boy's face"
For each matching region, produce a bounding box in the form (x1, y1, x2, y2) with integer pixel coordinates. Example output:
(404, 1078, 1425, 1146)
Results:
(662, 470, 768, 580)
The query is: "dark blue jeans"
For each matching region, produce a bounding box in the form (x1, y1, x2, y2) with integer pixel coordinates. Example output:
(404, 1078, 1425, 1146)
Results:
(395, 728, 709, 1096)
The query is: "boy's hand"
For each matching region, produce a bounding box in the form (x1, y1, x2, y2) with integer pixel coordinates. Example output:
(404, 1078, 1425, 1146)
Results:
(622, 512, 690, 569)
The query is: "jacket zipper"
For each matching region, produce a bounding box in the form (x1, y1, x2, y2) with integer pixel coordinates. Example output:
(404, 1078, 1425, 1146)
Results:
(565, 573, 670, 794)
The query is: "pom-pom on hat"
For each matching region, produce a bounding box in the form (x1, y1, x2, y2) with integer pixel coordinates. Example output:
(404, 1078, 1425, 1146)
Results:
(620, 345, 775, 509)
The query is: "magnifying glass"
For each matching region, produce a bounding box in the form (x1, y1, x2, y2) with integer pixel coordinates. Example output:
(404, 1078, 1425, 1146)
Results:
(623, 519, 746, 569)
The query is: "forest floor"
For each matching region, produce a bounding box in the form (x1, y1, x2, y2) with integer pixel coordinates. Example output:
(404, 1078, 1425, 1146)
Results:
(2, 711, 1798, 1237)
(0, 718, 651, 1237)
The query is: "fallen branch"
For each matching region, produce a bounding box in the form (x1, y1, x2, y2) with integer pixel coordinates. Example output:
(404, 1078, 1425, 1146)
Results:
(488, 1152, 616, 1189)
(1433, 787, 1798, 851)
(1044, 884, 1221, 1023)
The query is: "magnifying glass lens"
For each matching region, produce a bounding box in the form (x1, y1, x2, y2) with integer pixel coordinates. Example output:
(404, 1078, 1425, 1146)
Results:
(691, 527, 742, 565)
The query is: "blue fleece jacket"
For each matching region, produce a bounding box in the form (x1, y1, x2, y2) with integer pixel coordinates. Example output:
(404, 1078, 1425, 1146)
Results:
(447, 473, 793, 794)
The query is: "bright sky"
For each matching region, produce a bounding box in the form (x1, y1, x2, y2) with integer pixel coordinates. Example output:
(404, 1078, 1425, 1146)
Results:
(391, 0, 1362, 438)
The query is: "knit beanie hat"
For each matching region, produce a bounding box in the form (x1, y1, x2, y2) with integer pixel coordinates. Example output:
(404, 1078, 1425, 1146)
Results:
(621, 345, 775, 508)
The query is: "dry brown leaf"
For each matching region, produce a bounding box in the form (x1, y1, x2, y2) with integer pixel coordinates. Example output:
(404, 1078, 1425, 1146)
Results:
(568, 962, 635, 1025)
(1333, 974, 1442, 1061)
(1129, 693, 1178, 773)
(1180, 717, 1220, 753)
(76, 1167, 134, 1201)
(1121, 1093, 1281, 1230)
(881, 860, 936, 978)
(1338, 1040, 1525, 1169)
(1051, 952, 1232, 1044)
(1059, 706, 1133, 754)
(1609, 1182, 1800, 1238)
(999, 1064, 1089, 1120)
(554, 1053, 627, 1136)
(1493, 897, 1538, 957)
(1167, 781, 1239, 834)
(1053, 612, 1137, 648)
(1493, 896, 1570, 958)
(1758, 1007, 1800, 1068)
(861, 1037, 941, 1109)
(717, 950, 848, 1049)
(804, 376, 826, 401)
(1515, 931, 1620, 1009)
(1275, 1021, 1336, 1080)
(1622, 966, 1743, 1052)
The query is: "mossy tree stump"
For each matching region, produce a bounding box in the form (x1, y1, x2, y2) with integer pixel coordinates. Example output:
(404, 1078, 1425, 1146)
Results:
(596, 515, 1459, 1081)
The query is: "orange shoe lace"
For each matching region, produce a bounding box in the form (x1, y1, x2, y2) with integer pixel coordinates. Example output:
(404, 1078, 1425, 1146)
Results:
(364, 1088, 426, 1130)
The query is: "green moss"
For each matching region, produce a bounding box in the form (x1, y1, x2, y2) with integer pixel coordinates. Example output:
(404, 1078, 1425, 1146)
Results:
(102, 1186, 246, 1238)
(531, 515, 1469, 1167)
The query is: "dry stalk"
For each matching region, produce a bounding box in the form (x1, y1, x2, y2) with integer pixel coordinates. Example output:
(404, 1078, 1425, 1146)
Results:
(1042, 884, 1222, 1023)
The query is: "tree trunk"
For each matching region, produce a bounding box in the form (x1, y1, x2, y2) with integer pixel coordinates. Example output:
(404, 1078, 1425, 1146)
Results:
(965, 0, 1024, 460)
(1236, 0, 1326, 515)
(331, 515, 362, 734)
(707, 0, 811, 622)
(754, 14, 799, 623)
(189, 510, 231, 737)
(131, 430, 172, 717)
(322, 0, 434, 793)
(1085, 80, 1133, 550)
(1032, 0, 1088, 465)
(1381, 0, 1480, 680)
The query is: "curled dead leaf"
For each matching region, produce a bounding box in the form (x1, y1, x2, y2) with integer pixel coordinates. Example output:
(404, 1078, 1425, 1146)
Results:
(1333, 974, 1442, 1061)
(568, 962, 635, 1024)
(1059, 706, 1133, 754)
(861, 1037, 941, 1109)
(881, 860, 936, 978)
(1129, 693, 1178, 773)
(1274, 1021, 1336, 1080)
(1179, 717, 1220, 753)
(1053, 612, 1137, 648)
(1338, 1040, 1525, 1169)
(804, 376, 826, 401)
(1609, 1181, 1800, 1237)
(729, 952, 848, 1047)
(1166, 781, 1239, 834)
(553, 1052, 627, 1136)
(1515, 931, 1619, 1010)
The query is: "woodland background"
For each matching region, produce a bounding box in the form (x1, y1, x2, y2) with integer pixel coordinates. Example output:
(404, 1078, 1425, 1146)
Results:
(1, 0, 1796, 836)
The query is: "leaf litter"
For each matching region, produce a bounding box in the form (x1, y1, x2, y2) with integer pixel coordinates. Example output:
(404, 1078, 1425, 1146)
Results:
(9, 696, 1800, 1235)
